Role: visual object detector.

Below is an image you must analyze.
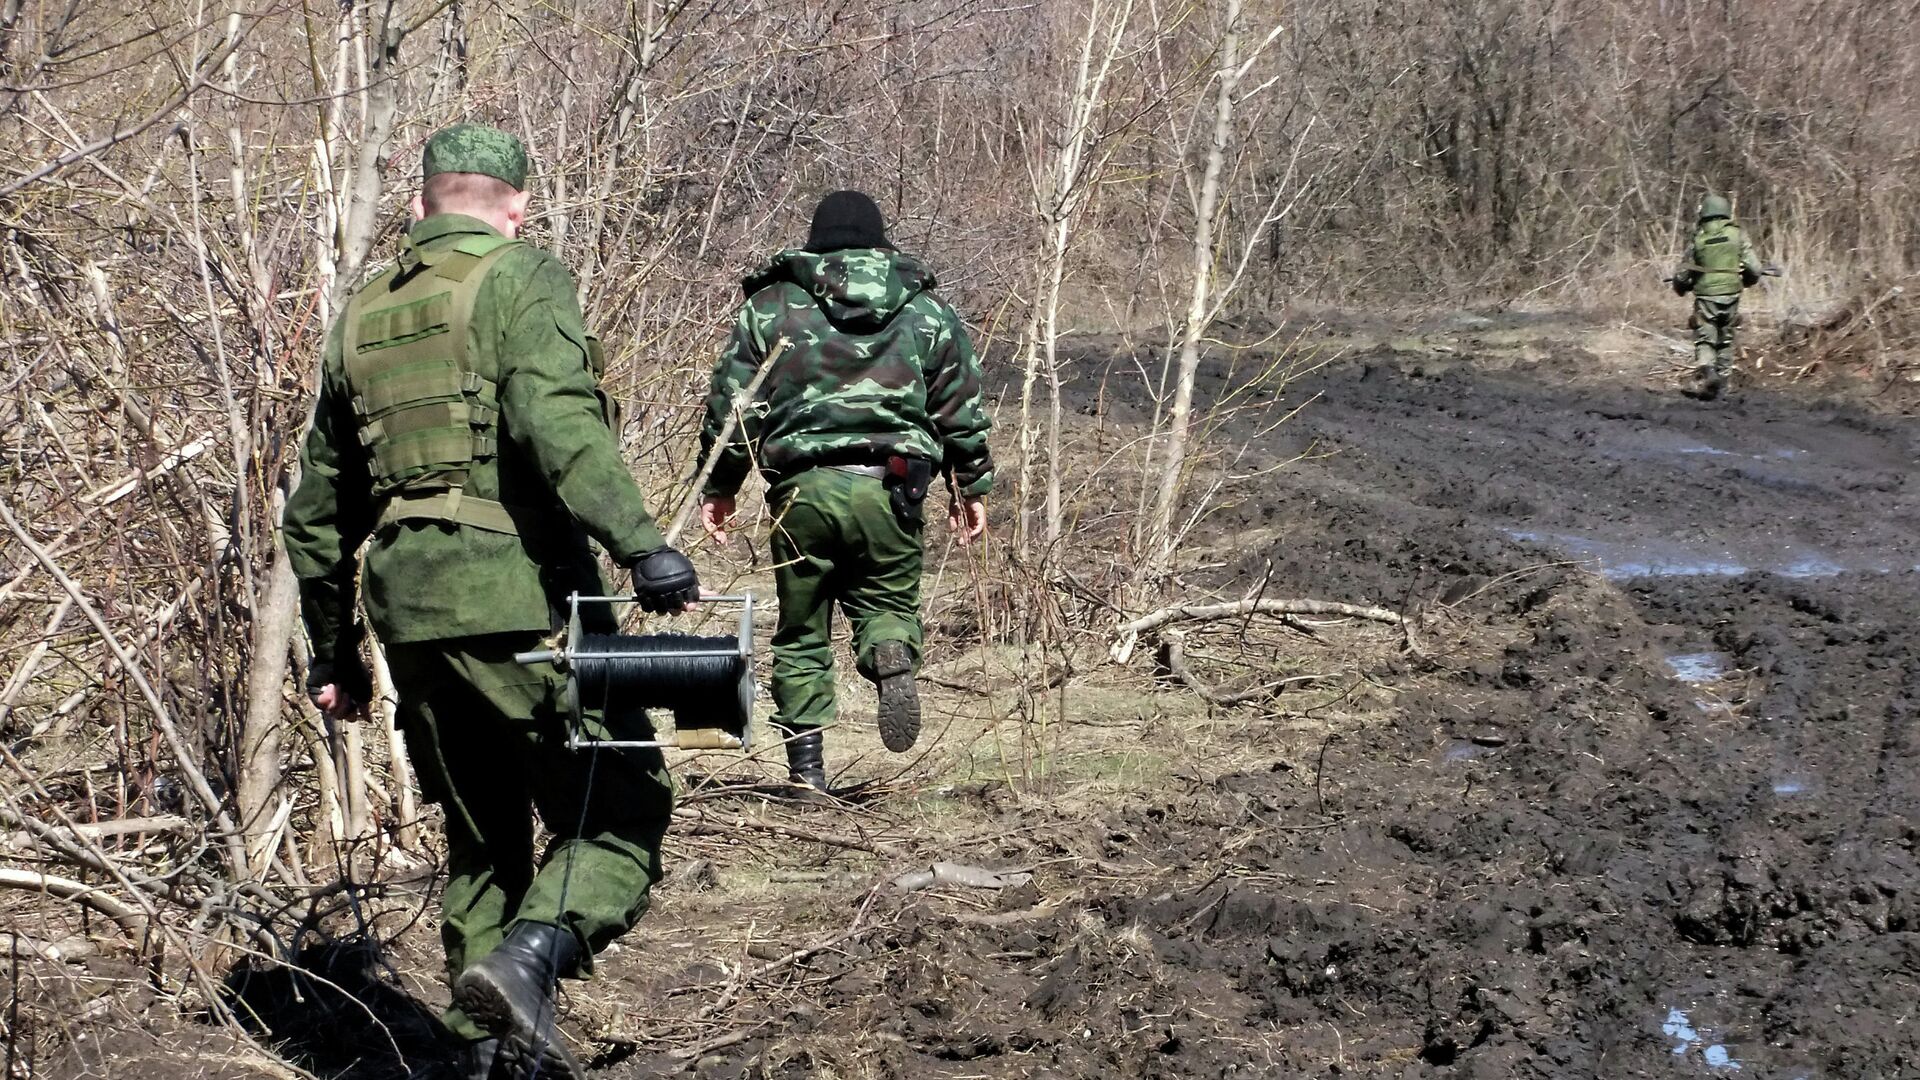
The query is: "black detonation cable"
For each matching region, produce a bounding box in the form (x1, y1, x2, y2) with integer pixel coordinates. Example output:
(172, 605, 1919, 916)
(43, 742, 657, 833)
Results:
(570, 633, 744, 719)
(529, 630, 748, 1078)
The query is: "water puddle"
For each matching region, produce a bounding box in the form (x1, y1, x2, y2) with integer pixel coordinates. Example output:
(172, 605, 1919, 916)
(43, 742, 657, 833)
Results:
(1662, 1007, 1742, 1071)
(1604, 431, 1810, 466)
(1665, 653, 1728, 684)
(1505, 529, 1750, 579)
(1779, 556, 1846, 579)
(1772, 774, 1816, 798)
(1502, 528, 1902, 581)
(1602, 558, 1749, 580)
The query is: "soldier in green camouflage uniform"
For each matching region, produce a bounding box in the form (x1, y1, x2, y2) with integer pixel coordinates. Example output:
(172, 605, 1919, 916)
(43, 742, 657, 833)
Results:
(282, 124, 701, 1080)
(1672, 193, 1766, 399)
(697, 191, 994, 792)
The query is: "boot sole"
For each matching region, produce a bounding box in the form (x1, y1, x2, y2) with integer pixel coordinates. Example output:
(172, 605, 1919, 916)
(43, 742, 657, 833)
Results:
(452, 967, 584, 1080)
(876, 671, 921, 752)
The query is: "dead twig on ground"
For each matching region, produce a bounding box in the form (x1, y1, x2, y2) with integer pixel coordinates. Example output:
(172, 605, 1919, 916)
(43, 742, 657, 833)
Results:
(1157, 634, 1331, 706)
(1113, 596, 1405, 664)
(671, 808, 900, 856)
(0, 867, 147, 940)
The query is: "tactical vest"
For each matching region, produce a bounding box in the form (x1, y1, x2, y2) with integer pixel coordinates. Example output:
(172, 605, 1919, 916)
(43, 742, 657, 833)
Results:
(343, 233, 523, 535)
(1688, 221, 1746, 297)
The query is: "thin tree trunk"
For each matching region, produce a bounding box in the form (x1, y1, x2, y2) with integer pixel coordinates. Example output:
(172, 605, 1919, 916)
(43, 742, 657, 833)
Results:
(237, 556, 298, 855)
(1030, 0, 1135, 555)
(1042, 232, 1068, 547)
(1148, 0, 1241, 582)
(1013, 303, 1043, 560)
(334, 717, 371, 842)
(369, 641, 419, 849)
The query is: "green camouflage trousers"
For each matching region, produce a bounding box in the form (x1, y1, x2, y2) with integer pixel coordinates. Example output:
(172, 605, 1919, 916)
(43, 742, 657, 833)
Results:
(768, 467, 924, 735)
(385, 631, 673, 1041)
(1690, 294, 1743, 376)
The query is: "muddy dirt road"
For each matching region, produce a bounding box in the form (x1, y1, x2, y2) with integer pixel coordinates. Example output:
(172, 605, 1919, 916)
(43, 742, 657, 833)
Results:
(619, 345, 1920, 1080)
(620, 345, 1919, 1079)
(1099, 345, 1920, 1077)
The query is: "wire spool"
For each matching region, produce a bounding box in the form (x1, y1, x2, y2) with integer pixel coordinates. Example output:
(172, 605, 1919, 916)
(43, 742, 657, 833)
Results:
(516, 593, 756, 751)
(572, 633, 749, 730)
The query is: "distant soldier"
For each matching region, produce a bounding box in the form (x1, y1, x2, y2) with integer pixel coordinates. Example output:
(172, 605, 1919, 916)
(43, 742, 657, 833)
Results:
(697, 190, 994, 793)
(1671, 193, 1767, 399)
(283, 123, 701, 1080)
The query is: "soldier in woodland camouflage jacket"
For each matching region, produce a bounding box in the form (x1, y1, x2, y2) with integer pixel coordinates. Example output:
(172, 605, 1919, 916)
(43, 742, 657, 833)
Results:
(698, 190, 993, 792)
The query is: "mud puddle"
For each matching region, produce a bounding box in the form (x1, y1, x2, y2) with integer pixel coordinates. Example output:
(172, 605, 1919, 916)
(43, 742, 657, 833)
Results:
(1664, 652, 1730, 683)
(1503, 528, 1912, 581)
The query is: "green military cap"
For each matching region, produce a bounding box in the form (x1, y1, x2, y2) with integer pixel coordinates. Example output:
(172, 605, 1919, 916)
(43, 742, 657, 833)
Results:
(422, 123, 529, 190)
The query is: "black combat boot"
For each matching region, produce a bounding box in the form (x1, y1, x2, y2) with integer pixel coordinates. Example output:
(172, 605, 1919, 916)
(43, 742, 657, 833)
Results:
(785, 729, 829, 793)
(459, 1037, 500, 1080)
(450, 922, 583, 1080)
(867, 640, 921, 752)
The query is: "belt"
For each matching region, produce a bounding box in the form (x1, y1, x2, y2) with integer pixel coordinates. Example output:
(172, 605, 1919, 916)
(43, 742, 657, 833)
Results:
(827, 464, 888, 479)
(376, 489, 524, 535)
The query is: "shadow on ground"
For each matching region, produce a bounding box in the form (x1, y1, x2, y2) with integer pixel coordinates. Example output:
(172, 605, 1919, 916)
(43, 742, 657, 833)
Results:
(223, 936, 456, 1080)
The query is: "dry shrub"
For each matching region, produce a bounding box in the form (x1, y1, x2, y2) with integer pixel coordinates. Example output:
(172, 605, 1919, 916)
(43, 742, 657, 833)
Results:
(1772, 275, 1920, 382)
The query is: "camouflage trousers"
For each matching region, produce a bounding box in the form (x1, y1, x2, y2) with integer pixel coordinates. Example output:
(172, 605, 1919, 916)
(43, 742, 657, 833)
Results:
(385, 631, 673, 1042)
(1690, 294, 1743, 377)
(767, 467, 924, 736)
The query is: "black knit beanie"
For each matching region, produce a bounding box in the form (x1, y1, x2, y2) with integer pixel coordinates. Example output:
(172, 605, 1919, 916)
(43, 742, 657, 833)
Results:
(805, 190, 892, 253)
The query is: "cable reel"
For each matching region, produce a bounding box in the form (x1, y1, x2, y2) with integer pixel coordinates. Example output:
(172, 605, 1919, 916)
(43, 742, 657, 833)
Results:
(513, 592, 755, 751)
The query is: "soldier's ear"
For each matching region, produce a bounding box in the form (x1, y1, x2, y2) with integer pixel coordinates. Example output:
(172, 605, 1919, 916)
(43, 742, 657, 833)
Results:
(504, 189, 532, 238)
(410, 194, 427, 223)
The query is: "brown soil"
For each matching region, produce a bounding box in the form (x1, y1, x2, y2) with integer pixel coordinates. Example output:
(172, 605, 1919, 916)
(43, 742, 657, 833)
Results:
(11, 315, 1917, 1079)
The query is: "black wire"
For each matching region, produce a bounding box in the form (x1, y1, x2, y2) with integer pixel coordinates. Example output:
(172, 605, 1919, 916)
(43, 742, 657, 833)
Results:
(572, 634, 742, 717)
(529, 663, 611, 1080)
(530, 631, 743, 1077)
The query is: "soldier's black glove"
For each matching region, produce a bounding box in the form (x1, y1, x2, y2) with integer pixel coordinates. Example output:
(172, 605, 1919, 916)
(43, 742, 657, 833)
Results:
(1670, 274, 1692, 296)
(630, 547, 700, 613)
(307, 650, 372, 713)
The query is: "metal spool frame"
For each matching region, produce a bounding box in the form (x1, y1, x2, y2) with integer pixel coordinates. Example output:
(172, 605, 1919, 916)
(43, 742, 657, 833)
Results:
(514, 592, 755, 751)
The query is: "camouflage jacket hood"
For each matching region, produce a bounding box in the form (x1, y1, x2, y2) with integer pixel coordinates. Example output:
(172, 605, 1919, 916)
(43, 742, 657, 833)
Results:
(698, 247, 995, 500)
(743, 248, 935, 331)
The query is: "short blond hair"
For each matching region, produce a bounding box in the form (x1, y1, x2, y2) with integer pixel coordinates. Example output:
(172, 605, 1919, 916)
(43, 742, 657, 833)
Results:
(422, 171, 518, 216)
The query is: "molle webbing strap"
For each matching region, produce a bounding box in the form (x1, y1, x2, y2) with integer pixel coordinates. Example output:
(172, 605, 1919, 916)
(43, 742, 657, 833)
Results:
(375, 490, 522, 535)
(341, 234, 521, 502)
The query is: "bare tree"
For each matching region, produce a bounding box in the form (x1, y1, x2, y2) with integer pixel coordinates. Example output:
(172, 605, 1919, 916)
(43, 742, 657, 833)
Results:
(1144, 0, 1295, 583)
(1013, 0, 1142, 560)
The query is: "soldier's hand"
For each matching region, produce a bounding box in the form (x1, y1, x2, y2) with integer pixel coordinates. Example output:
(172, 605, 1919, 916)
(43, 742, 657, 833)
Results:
(307, 654, 372, 721)
(699, 494, 736, 546)
(950, 496, 988, 546)
(314, 684, 360, 720)
(631, 546, 701, 614)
